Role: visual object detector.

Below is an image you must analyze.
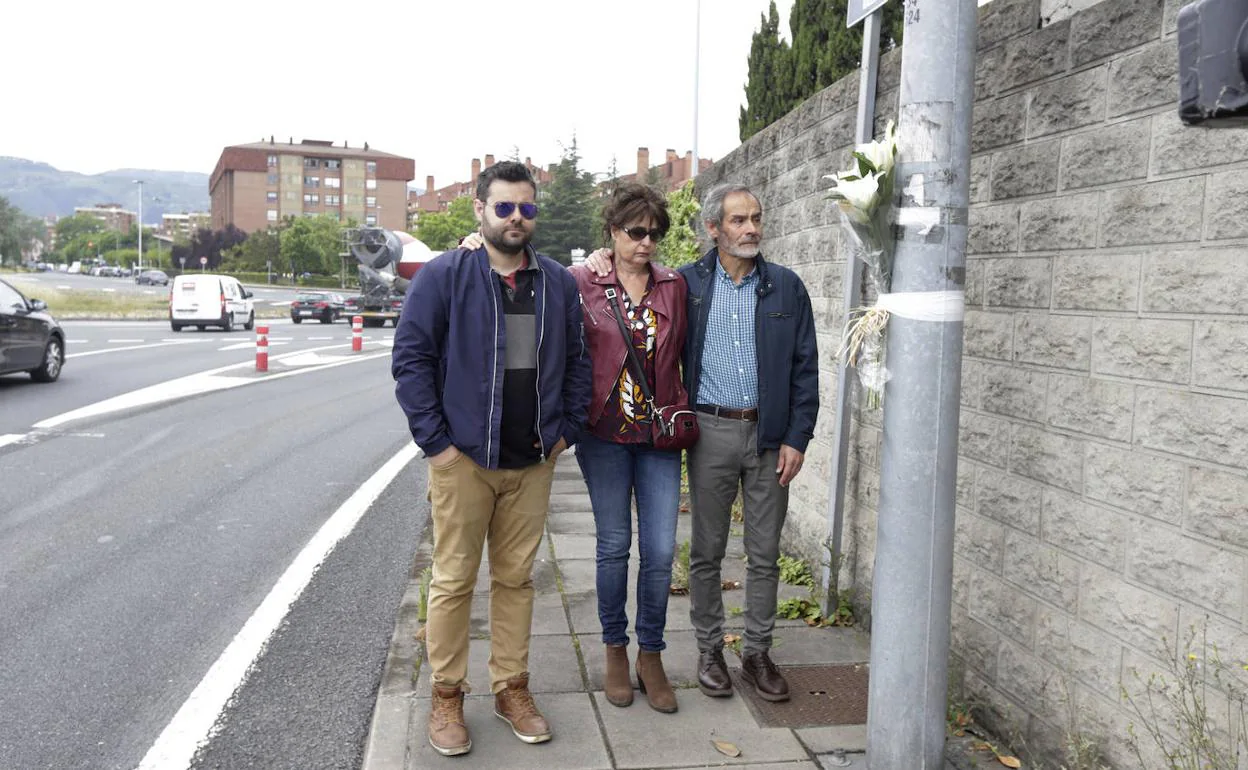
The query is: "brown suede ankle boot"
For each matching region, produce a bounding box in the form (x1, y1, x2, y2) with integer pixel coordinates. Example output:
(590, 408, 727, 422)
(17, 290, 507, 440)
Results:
(604, 644, 634, 707)
(635, 650, 678, 713)
(428, 684, 471, 756)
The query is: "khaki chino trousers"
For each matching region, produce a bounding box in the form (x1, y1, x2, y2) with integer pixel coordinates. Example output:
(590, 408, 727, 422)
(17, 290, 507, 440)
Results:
(425, 452, 556, 694)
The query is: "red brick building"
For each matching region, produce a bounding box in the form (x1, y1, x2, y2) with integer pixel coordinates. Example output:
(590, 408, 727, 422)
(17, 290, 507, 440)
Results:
(408, 154, 555, 220)
(210, 138, 415, 233)
(616, 147, 714, 191)
(405, 148, 711, 227)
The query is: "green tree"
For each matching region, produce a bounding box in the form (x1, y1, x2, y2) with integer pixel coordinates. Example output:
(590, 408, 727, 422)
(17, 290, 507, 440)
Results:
(740, 1, 793, 141)
(535, 136, 597, 264)
(741, 0, 904, 142)
(657, 181, 703, 269)
(0, 198, 25, 266)
(792, 0, 904, 96)
(171, 225, 248, 271)
(225, 228, 280, 272)
(278, 216, 340, 276)
(415, 196, 478, 251)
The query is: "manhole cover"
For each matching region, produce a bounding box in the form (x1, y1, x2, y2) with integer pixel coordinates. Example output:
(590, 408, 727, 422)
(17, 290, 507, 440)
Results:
(734, 663, 869, 728)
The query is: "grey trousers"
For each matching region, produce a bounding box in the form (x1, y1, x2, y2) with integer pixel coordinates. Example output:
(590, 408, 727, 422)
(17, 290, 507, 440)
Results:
(687, 413, 789, 655)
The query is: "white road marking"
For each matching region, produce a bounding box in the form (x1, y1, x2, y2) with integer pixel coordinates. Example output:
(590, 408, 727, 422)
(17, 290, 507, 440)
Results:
(67, 340, 205, 359)
(135, 442, 418, 770)
(34, 344, 391, 429)
(66, 339, 88, 344)
(102, 288, 117, 293)
(107, 339, 145, 343)
(308, 336, 333, 340)
(217, 341, 290, 351)
(0, 434, 27, 449)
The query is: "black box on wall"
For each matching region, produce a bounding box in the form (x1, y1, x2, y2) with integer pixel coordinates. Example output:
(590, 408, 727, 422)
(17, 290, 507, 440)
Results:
(1177, 0, 1248, 124)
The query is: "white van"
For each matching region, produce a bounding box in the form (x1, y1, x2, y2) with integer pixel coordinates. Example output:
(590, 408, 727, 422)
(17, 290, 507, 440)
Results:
(169, 274, 255, 332)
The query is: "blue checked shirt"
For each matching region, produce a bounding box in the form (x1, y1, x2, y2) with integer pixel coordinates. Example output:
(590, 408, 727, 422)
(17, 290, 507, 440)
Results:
(696, 260, 759, 410)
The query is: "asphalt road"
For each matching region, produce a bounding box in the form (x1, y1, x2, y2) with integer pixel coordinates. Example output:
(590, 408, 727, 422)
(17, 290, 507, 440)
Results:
(0, 320, 389, 435)
(12, 271, 342, 306)
(0, 326, 428, 770)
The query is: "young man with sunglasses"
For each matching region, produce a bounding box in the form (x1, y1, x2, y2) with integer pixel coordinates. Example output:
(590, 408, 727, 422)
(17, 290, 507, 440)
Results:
(392, 161, 591, 756)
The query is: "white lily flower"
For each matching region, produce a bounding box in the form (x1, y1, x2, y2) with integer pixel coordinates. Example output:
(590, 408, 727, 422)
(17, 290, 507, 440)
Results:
(856, 120, 898, 176)
(829, 171, 880, 214)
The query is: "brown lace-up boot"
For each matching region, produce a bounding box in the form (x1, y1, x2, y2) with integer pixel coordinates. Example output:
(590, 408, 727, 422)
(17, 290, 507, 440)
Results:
(635, 650, 678, 713)
(493, 673, 552, 743)
(428, 684, 471, 756)
(604, 644, 634, 707)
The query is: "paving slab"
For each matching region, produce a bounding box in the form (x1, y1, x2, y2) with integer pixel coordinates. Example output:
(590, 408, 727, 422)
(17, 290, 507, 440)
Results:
(594, 690, 809, 768)
(550, 479, 590, 496)
(798, 724, 868, 753)
(550, 533, 598, 560)
(769, 626, 871, 666)
(557, 557, 600, 593)
(529, 591, 572, 636)
(546, 510, 598, 535)
(549, 492, 595, 513)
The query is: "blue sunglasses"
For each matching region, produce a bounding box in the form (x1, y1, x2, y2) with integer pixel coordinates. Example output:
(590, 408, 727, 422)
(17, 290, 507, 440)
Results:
(492, 201, 539, 220)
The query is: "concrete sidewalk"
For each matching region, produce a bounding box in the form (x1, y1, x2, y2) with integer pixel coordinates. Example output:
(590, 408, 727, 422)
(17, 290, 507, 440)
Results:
(361, 455, 972, 769)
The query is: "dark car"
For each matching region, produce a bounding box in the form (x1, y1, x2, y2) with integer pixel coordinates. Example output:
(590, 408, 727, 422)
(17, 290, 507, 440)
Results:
(136, 269, 169, 286)
(0, 278, 65, 382)
(290, 292, 346, 324)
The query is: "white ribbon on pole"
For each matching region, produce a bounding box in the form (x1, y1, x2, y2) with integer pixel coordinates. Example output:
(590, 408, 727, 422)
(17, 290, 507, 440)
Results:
(874, 290, 965, 322)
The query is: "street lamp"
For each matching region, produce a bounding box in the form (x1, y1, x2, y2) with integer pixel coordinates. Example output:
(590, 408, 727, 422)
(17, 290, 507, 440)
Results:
(133, 179, 144, 271)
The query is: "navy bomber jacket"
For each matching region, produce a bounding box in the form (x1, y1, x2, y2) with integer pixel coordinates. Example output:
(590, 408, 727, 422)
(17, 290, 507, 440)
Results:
(391, 245, 592, 468)
(679, 247, 819, 454)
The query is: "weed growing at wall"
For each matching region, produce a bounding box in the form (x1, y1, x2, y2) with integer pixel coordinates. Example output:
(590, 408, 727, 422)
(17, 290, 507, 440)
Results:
(1123, 624, 1248, 770)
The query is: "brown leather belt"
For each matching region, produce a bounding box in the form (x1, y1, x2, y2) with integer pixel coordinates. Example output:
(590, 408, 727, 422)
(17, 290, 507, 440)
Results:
(696, 404, 759, 421)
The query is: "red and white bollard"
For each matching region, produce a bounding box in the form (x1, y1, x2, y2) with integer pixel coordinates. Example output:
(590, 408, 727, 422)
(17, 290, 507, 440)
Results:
(351, 316, 363, 352)
(255, 325, 269, 372)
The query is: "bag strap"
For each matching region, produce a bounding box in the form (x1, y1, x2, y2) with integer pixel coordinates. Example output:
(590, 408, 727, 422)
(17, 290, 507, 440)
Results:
(604, 286, 659, 415)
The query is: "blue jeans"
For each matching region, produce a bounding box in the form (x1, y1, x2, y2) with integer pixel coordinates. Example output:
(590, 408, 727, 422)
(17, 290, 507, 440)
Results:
(576, 434, 681, 651)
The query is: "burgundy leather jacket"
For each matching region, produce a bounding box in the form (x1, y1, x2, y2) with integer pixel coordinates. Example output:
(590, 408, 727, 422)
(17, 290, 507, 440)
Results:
(571, 262, 690, 431)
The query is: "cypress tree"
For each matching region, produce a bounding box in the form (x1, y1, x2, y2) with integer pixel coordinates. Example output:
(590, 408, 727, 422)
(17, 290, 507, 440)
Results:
(739, 1, 792, 141)
(745, 0, 906, 141)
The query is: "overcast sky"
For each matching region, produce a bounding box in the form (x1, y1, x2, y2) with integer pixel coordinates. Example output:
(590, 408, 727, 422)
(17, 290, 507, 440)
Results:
(4, 0, 796, 187)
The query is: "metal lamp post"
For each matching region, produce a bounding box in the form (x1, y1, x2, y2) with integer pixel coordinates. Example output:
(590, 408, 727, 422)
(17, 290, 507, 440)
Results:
(133, 179, 144, 271)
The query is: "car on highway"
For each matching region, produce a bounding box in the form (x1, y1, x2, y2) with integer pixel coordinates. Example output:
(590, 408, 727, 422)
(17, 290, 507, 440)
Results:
(290, 292, 347, 324)
(0, 278, 65, 382)
(170, 273, 255, 332)
(136, 269, 170, 286)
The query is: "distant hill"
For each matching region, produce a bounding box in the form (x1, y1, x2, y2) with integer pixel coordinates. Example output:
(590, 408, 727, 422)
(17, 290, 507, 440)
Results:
(0, 157, 210, 225)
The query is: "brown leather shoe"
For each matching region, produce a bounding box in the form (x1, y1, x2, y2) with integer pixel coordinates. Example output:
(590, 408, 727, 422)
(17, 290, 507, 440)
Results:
(493, 674, 552, 743)
(635, 650, 678, 713)
(604, 644, 634, 707)
(428, 684, 471, 756)
(741, 649, 790, 702)
(697, 648, 733, 697)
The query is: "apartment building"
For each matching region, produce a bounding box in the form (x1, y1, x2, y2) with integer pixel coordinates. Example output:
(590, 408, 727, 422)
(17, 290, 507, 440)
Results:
(160, 212, 212, 240)
(74, 203, 136, 233)
(210, 138, 415, 233)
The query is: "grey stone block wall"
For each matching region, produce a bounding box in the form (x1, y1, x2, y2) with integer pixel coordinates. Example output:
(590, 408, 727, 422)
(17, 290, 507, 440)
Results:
(695, 0, 1247, 763)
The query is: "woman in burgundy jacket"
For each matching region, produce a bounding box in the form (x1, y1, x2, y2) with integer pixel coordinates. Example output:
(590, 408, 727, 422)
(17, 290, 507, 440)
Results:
(570, 183, 689, 714)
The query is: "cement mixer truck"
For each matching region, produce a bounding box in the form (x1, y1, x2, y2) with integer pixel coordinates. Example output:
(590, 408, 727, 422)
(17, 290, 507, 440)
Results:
(340, 227, 435, 327)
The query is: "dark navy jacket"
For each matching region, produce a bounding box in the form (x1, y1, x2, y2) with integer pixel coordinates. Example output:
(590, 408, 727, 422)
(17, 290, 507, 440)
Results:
(391, 245, 592, 468)
(679, 248, 819, 454)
